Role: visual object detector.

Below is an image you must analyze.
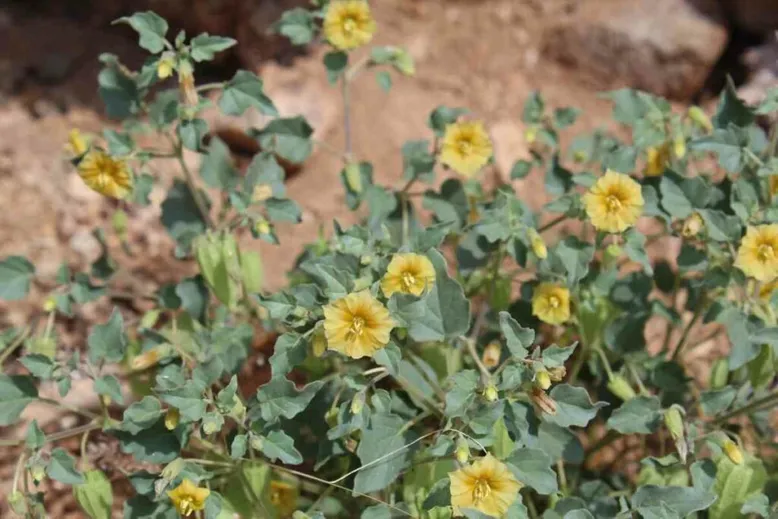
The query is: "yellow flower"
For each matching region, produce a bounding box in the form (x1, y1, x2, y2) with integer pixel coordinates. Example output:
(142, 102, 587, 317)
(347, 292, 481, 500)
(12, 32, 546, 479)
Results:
(157, 54, 175, 79)
(165, 408, 180, 430)
(582, 170, 644, 233)
(270, 480, 298, 517)
(681, 212, 704, 238)
(735, 224, 778, 282)
(440, 121, 493, 178)
(77, 151, 133, 199)
(381, 253, 436, 297)
(65, 129, 89, 157)
(722, 440, 743, 465)
(645, 144, 669, 177)
(449, 454, 522, 517)
(532, 283, 570, 325)
(323, 0, 376, 51)
(481, 342, 501, 369)
(528, 228, 547, 259)
(167, 479, 210, 517)
(323, 291, 394, 358)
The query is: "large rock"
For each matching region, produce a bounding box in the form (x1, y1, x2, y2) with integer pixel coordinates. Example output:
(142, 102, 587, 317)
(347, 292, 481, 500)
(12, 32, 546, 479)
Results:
(721, 0, 778, 34)
(542, 0, 729, 100)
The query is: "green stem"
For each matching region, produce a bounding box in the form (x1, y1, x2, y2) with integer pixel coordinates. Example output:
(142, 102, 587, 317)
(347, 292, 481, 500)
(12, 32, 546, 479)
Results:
(0, 326, 31, 366)
(714, 390, 778, 424)
(671, 303, 704, 361)
(175, 142, 214, 228)
(538, 215, 566, 233)
(195, 82, 225, 93)
(39, 398, 100, 421)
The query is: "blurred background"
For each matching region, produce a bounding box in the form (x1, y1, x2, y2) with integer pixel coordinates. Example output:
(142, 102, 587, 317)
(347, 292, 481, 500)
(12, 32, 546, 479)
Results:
(0, 0, 777, 347)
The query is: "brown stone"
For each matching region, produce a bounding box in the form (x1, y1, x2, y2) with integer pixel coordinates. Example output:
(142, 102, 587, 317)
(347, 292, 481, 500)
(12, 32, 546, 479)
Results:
(542, 0, 729, 100)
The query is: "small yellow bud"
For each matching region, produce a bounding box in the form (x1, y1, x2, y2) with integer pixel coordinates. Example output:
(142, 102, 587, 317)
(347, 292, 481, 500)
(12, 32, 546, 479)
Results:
(483, 384, 499, 403)
(548, 366, 566, 382)
(42, 296, 57, 313)
(688, 106, 713, 132)
(66, 129, 89, 157)
(31, 463, 46, 484)
(607, 375, 636, 402)
(645, 145, 669, 177)
(130, 348, 162, 371)
(455, 438, 470, 464)
(604, 243, 623, 265)
(572, 150, 588, 163)
(344, 162, 363, 193)
(157, 54, 175, 79)
(392, 47, 415, 76)
(529, 229, 547, 259)
(681, 213, 704, 238)
(359, 254, 373, 266)
(255, 218, 271, 236)
(252, 184, 273, 202)
(535, 370, 552, 390)
(100, 394, 111, 408)
(481, 342, 501, 369)
(165, 408, 180, 430)
(723, 440, 743, 465)
(350, 393, 365, 415)
(673, 135, 687, 159)
(524, 127, 537, 144)
(312, 326, 327, 357)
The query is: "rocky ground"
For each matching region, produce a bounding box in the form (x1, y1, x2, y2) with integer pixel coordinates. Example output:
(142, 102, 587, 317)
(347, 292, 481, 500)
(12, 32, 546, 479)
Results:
(1, 0, 777, 515)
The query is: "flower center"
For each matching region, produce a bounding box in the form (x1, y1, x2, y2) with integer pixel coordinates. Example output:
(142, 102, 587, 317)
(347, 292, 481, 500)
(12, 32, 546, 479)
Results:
(349, 316, 366, 338)
(179, 497, 196, 516)
(472, 478, 491, 504)
(343, 17, 357, 34)
(758, 244, 775, 262)
(549, 296, 560, 309)
(605, 194, 622, 212)
(458, 140, 473, 156)
(401, 271, 417, 290)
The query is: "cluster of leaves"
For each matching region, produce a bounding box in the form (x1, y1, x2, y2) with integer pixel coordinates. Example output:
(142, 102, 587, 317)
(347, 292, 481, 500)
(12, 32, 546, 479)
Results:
(1, 3, 778, 519)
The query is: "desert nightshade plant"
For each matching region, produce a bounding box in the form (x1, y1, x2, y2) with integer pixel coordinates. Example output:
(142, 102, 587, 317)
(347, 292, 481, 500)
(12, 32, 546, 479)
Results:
(1, 2, 778, 518)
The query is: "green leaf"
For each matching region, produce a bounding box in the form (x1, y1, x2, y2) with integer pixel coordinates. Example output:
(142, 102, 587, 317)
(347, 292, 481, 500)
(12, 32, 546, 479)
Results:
(376, 71, 392, 92)
(200, 137, 237, 190)
(607, 396, 661, 434)
(189, 34, 237, 62)
(690, 128, 746, 173)
(115, 12, 169, 53)
(324, 51, 348, 84)
(0, 374, 38, 426)
(428, 105, 468, 136)
(423, 478, 451, 510)
(499, 311, 534, 359)
(491, 418, 515, 459)
(624, 229, 653, 275)
(160, 383, 207, 423)
(258, 430, 303, 465)
(115, 420, 184, 464)
(254, 379, 324, 424)
(444, 370, 479, 417)
(161, 180, 208, 251)
(20, 354, 55, 379)
(710, 455, 768, 519)
(700, 388, 736, 416)
(713, 80, 754, 129)
(544, 384, 607, 428)
(103, 129, 134, 156)
(353, 414, 417, 494)
(741, 494, 770, 517)
(74, 469, 113, 519)
(554, 237, 594, 286)
(402, 140, 436, 183)
(121, 396, 163, 434)
(177, 118, 209, 151)
(98, 61, 140, 119)
(25, 420, 45, 450)
(506, 448, 558, 495)
(510, 160, 533, 180)
(0, 256, 35, 300)
(698, 209, 742, 242)
(265, 198, 302, 223)
(47, 447, 85, 485)
(87, 308, 127, 364)
(405, 249, 471, 342)
(631, 485, 716, 518)
(257, 116, 313, 164)
(275, 8, 316, 45)
(219, 70, 277, 116)
(94, 375, 124, 405)
(541, 344, 576, 368)
(269, 333, 307, 378)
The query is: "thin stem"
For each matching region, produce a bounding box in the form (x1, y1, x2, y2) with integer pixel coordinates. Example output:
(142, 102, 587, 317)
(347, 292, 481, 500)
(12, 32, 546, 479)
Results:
(595, 347, 614, 379)
(0, 326, 31, 365)
(0, 421, 102, 448)
(39, 398, 100, 420)
(671, 304, 704, 361)
(175, 142, 214, 228)
(557, 459, 568, 495)
(714, 390, 778, 424)
(195, 82, 225, 93)
(538, 215, 566, 233)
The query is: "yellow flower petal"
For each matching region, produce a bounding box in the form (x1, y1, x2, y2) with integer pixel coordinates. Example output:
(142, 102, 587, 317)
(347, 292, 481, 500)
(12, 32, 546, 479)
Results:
(381, 253, 436, 297)
(77, 151, 133, 199)
(582, 170, 643, 233)
(66, 129, 89, 157)
(735, 224, 778, 282)
(324, 0, 376, 51)
(323, 291, 394, 358)
(440, 121, 493, 178)
(531, 283, 570, 325)
(270, 480, 298, 517)
(449, 454, 522, 517)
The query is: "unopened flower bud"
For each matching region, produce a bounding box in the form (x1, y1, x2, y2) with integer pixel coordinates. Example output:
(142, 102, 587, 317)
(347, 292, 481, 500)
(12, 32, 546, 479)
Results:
(30, 463, 46, 484)
(645, 145, 669, 177)
(65, 128, 89, 158)
(130, 348, 162, 371)
(344, 162, 363, 193)
(663, 406, 685, 441)
(548, 366, 566, 382)
(165, 408, 180, 431)
(8, 491, 26, 514)
(531, 387, 557, 415)
(604, 243, 623, 264)
(157, 53, 175, 79)
(312, 326, 327, 357)
(481, 342, 501, 369)
(252, 184, 273, 203)
(360, 254, 373, 266)
(100, 394, 111, 408)
(673, 135, 687, 159)
(254, 218, 271, 236)
(524, 127, 538, 144)
(688, 106, 713, 132)
(709, 358, 729, 389)
(607, 375, 636, 402)
(483, 384, 499, 403)
(529, 228, 547, 259)
(535, 370, 552, 390)
(325, 408, 338, 428)
(250, 434, 264, 451)
(161, 459, 184, 482)
(682, 213, 704, 238)
(42, 296, 57, 313)
(230, 398, 246, 421)
(455, 438, 470, 464)
(573, 150, 588, 163)
(350, 393, 365, 415)
(723, 440, 743, 465)
(177, 62, 198, 108)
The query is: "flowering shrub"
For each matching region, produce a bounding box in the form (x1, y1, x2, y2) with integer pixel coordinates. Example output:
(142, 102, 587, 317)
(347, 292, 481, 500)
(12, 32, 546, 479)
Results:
(3, 2, 778, 518)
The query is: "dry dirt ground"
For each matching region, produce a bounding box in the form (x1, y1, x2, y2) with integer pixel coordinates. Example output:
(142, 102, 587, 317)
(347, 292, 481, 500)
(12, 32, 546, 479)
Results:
(0, 0, 736, 516)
